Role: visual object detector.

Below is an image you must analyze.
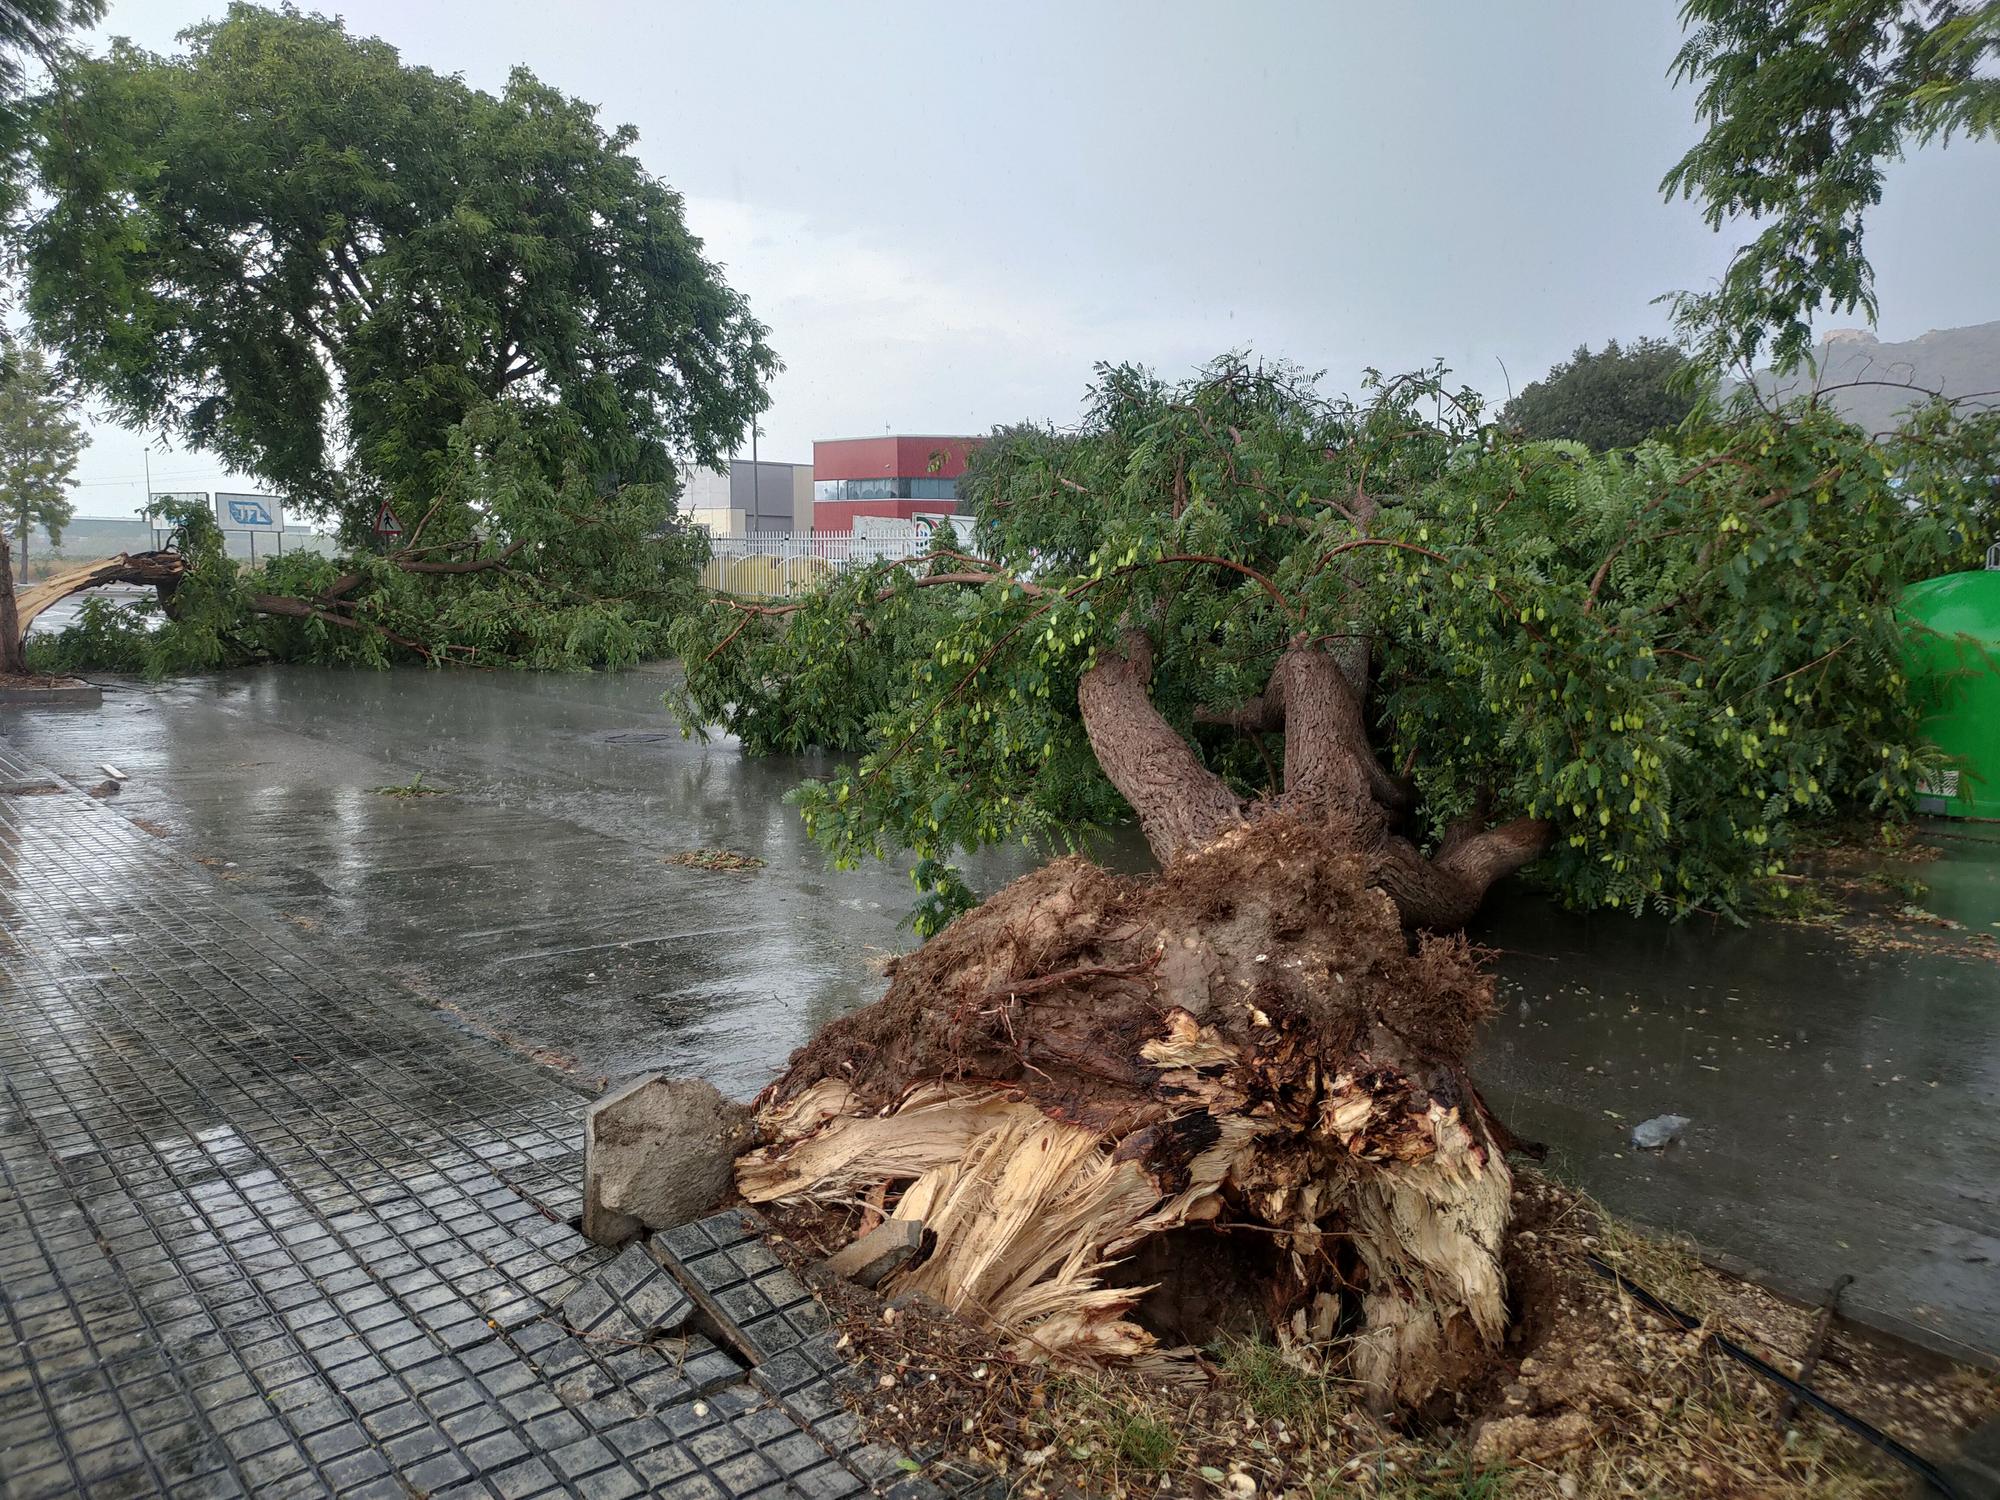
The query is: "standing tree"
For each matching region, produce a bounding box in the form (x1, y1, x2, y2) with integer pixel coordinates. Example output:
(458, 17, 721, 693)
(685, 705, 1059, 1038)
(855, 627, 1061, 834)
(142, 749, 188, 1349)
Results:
(674, 360, 1995, 1404)
(1665, 0, 2000, 371)
(1500, 337, 1696, 450)
(0, 0, 101, 675)
(0, 346, 84, 582)
(22, 3, 774, 665)
(0, 0, 101, 221)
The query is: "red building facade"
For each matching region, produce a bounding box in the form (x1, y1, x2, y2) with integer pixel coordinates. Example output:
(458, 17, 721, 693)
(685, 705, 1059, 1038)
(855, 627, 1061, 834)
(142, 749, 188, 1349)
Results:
(811, 435, 980, 533)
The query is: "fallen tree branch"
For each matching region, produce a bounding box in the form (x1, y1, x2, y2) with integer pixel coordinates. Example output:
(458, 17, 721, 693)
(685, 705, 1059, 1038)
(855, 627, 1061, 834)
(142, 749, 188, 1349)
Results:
(249, 593, 435, 661)
(395, 537, 530, 574)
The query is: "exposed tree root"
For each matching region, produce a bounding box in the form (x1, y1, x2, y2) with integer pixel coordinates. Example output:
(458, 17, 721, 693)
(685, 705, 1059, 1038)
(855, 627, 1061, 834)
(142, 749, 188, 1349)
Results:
(738, 814, 1514, 1409)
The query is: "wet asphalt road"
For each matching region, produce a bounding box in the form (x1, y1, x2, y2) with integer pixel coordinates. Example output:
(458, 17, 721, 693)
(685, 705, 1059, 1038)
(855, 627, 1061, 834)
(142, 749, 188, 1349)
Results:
(4, 666, 1996, 1362)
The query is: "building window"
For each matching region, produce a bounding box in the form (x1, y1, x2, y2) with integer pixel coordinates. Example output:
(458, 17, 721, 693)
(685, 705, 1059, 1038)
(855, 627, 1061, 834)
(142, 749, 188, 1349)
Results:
(812, 477, 959, 503)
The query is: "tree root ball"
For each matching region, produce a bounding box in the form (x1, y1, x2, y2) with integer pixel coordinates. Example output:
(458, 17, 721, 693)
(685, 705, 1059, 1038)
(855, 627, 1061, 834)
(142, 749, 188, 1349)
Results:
(735, 813, 1515, 1409)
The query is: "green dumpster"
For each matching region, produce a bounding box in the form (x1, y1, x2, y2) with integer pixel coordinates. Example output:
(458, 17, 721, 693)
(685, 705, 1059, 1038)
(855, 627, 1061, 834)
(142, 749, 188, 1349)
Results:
(1900, 565, 2000, 820)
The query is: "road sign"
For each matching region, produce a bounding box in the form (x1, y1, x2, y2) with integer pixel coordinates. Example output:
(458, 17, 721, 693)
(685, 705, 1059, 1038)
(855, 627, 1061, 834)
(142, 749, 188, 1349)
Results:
(373, 502, 405, 539)
(215, 492, 283, 532)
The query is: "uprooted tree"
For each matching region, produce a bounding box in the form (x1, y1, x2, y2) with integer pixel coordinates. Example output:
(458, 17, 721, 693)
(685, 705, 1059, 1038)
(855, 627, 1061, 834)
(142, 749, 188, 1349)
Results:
(674, 360, 1996, 1405)
(19, 3, 772, 671)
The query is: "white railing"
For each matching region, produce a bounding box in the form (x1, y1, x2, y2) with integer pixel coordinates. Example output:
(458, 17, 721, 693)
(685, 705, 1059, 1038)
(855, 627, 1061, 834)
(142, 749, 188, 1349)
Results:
(701, 523, 978, 598)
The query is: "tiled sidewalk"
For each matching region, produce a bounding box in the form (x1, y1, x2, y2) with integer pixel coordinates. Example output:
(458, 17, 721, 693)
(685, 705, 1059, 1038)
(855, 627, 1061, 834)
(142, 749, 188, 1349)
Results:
(0, 745, 924, 1499)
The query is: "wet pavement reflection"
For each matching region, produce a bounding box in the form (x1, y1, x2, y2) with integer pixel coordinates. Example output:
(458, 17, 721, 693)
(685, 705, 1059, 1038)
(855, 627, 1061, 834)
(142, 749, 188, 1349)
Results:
(5, 666, 1995, 1360)
(1472, 840, 2000, 1362)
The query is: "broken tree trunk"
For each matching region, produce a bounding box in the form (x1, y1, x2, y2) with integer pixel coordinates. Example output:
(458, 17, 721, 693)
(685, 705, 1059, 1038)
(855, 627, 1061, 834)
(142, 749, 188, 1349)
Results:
(737, 633, 1549, 1409)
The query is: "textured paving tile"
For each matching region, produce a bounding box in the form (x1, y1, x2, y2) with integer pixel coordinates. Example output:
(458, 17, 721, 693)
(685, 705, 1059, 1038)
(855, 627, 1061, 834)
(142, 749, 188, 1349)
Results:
(0, 744, 909, 1496)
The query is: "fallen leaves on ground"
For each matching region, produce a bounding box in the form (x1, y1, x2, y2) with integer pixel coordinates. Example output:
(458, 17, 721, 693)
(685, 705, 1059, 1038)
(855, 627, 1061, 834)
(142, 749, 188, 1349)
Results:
(664, 847, 766, 872)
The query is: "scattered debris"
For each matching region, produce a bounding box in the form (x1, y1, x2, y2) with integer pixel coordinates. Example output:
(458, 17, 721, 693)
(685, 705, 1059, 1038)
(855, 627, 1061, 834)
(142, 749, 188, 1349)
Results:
(1896, 903, 1964, 930)
(99, 763, 129, 781)
(763, 1173, 1999, 1499)
(1631, 1114, 1692, 1149)
(664, 847, 765, 872)
(1776, 828, 1997, 967)
(372, 772, 449, 798)
(87, 779, 121, 799)
(0, 781, 62, 796)
(826, 1218, 926, 1289)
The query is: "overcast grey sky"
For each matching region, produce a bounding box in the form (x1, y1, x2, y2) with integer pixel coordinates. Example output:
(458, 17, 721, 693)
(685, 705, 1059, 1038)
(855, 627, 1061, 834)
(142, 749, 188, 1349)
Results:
(62, 0, 2000, 518)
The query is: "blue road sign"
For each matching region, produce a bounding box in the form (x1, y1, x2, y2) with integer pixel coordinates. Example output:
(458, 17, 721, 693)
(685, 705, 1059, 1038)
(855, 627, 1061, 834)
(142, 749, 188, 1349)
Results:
(214, 492, 283, 532)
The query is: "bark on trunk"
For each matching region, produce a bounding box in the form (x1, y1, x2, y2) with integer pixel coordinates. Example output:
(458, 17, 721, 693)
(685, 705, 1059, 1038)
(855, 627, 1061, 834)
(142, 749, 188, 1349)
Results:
(1077, 630, 1245, 863)
(737, 631, 1553, 1409)
(0, 534, 24, 676)
(1093, 631, 1546, 932)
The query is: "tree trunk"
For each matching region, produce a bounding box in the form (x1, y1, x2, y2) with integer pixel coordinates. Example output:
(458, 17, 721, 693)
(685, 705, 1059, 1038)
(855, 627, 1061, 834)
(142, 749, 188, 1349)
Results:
(0, 532, 24, 676)
(736, 633, 1552, 1409)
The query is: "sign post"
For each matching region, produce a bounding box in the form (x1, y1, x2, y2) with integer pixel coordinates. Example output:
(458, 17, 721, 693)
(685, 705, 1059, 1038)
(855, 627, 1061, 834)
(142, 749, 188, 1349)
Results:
(372, 502, 405, 545)
(214, 493, 285, 565)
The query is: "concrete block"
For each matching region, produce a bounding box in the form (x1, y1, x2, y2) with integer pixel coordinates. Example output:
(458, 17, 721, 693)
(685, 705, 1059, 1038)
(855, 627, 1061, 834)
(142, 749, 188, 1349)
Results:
(583, 1073, 752, 1247)
(824, 1219, 925, 1288)
(0, 677, 101, 707)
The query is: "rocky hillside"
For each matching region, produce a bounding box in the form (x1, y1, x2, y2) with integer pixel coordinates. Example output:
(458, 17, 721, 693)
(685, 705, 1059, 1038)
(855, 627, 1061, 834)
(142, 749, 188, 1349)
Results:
(1748, 320, 2000, 430)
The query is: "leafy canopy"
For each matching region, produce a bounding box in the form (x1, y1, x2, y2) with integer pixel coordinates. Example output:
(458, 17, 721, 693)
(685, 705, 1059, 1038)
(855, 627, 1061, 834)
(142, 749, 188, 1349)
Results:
(1501, 338, 1697, 452)
(0, 0, 101, 223)
(26, 2, 774, 540)
(24, 2, 774, 674)
(0, 346, 85, 578)
(675, 358, 1996, 934)
(1665, 0, 2000, 371)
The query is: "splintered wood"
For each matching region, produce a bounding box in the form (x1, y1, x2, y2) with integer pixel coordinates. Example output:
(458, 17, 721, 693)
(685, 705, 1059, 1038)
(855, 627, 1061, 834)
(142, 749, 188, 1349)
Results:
(735, 816, 1515, 1408)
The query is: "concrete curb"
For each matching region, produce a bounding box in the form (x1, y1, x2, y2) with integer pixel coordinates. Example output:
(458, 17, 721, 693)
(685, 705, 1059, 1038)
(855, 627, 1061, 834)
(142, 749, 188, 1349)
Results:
(0, 675, 102, 706)
(1669, 1234, 2000, 1375)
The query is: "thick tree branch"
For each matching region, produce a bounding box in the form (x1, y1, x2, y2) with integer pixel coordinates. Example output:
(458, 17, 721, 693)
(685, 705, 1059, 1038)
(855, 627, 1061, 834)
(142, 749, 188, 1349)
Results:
(495, 356, 542, 388)
(1277, 643, 1379, 813)
(1433, 816, 1553, 895)
(328, 243, 379, 311)
(1193, 656, 1286, 733)
(395, 538, 529, 574)
(1077, 628, 1245, 865)
(1271, 641, 1412, 816)
(318, 571, 364, 603)
(1368, 817, 1552, 932)
(250, 593, 434, 660)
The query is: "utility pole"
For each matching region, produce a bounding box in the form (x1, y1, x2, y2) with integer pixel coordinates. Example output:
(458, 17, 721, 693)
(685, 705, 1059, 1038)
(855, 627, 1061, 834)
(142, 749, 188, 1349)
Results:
(751, 422, 760, 531)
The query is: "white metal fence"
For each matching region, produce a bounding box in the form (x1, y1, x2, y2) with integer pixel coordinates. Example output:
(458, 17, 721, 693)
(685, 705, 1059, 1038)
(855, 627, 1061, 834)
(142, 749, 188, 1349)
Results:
(701, 525, 977, 599)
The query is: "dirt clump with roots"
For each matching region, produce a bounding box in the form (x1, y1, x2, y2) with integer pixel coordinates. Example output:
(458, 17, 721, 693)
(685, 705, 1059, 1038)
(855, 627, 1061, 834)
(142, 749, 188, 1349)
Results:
(738, 814, 1523, 1410)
